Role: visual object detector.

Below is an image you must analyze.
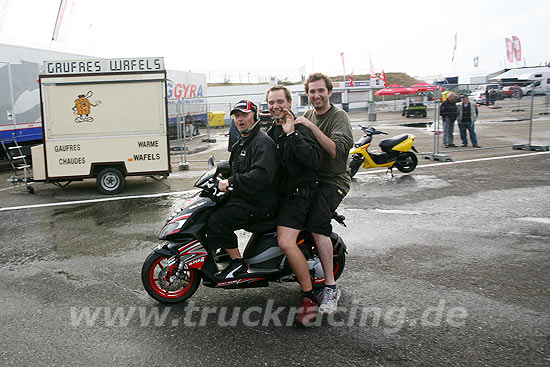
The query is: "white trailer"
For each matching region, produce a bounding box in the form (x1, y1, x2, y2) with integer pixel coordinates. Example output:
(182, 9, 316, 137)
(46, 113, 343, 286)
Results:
(29, 57, 171, 194)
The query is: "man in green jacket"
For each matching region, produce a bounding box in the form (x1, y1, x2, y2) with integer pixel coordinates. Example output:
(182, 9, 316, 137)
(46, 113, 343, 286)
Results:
(296, 73, 353, 315)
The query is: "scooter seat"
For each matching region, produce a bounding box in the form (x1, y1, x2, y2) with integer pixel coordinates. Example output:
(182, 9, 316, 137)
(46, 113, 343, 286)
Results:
(243, 217, 277, 234)
(379, 134, 408, 153)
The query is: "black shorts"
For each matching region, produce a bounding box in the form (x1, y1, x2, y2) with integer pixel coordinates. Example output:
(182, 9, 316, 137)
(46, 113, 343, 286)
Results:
(305, 183, 346, 236)
(277, 185, 318, 230)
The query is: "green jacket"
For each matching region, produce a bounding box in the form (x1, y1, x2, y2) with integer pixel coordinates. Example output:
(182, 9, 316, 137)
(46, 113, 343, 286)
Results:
(304, 105, 353, 193)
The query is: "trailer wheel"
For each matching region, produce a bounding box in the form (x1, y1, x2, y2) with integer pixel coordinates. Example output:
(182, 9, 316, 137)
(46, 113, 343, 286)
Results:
(96, 168, 125, 195)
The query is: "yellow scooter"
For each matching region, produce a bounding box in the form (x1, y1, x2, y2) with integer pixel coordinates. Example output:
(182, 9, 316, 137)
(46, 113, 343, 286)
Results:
(349, 125, 418, 178)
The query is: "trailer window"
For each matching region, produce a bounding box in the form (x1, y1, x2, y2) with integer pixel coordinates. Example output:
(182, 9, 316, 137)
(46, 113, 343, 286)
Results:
(329, 92, 342, 104)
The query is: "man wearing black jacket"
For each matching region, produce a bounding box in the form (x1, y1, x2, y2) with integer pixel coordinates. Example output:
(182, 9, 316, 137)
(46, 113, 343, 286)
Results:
(207, 100, 278, 280)
(266, 86, 323, 324)
(440, 92, 458, 148)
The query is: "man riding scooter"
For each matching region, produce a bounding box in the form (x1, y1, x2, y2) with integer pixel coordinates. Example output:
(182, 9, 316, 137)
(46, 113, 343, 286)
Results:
(266, 85, 323, 325)
(206, 100, 279, 280)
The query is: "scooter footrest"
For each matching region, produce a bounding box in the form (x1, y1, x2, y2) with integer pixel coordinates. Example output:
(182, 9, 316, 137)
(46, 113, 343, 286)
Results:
(369, 151, 393, 165)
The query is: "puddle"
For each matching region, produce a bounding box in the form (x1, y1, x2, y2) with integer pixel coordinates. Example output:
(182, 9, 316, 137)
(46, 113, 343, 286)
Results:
(348, 174, 450, 198)
(400, 122, 431, 128)
(37, 197, 175, 258)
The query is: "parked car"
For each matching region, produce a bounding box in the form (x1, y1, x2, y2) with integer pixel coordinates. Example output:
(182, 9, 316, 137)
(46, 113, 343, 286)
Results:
(474, 84, 504, 100)
(501, 85, 523, 98)
(469, 91, 487, 105)
(259, 102, 273, 129)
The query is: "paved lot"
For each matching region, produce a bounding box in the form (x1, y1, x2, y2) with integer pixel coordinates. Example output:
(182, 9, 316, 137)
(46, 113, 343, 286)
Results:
(1, 103, 549, 366)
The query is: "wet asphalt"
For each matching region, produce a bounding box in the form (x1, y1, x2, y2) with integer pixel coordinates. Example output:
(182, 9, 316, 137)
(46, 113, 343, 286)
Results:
(1, 101, 550, 366)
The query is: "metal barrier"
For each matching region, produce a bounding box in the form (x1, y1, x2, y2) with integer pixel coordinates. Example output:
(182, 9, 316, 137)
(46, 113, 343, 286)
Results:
(167, 97, 265, 171)
(167, 82, 550, 170)
(368, 83, 550, 160)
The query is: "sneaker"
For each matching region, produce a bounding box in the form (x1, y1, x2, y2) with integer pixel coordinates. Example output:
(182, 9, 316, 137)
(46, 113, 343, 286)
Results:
(443, 145, 449, 148)
(473, 144, 481, 148)
(295, 297, 318, 325)
(449, 144, 458, 147)
(318, 286, 341, 314)
(461, 144, 468, 147)
(215, 258, 247, 280)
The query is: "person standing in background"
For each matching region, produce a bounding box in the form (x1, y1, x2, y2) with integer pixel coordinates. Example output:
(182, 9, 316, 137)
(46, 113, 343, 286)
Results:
(457, 95, 480, 148)
(440, 92, 458, 148)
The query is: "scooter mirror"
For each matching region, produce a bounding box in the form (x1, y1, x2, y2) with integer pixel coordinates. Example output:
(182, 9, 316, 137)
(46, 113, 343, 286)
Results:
(216, 161, 231, 178)
(208, 155, 216, 170)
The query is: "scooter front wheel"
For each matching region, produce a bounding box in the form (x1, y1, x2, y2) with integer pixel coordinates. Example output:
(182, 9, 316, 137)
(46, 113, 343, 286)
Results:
(141, 252, 200, 304)
(395, 152, 418, 173)
(349, 156, 364, 178)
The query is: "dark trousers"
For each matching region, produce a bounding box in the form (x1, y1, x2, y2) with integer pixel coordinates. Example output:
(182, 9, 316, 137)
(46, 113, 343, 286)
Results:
(458, 121, 478, 146)
(442, 117, 455, 146)
(206, 202, 259, 251)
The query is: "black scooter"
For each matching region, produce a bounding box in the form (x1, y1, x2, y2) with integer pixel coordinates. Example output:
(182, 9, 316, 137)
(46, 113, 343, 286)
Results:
(141, 158, 347, 304)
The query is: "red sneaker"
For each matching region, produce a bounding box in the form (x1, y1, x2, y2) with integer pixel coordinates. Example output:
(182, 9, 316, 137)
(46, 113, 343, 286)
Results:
(295, 297, 318, 325)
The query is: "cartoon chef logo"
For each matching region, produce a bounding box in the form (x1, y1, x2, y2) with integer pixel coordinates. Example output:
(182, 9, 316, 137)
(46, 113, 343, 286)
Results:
(72, 91, 102, 123)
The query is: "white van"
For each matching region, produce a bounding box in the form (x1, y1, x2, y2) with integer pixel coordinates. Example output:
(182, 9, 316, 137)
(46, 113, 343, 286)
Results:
(519, 72, 550, 95)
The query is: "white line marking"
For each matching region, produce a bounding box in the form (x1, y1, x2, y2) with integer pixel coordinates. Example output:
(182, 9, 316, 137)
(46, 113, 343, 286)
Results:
(515, 217, 550, 224)
(355, 150, 550, 175)
(0, 190, 198, 213)
(375, 209, 424, 215)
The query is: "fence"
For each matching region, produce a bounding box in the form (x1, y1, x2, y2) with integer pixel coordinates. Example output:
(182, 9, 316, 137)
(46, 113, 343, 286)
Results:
(167, 82, 550, 169)
(365, 82, 550, 160)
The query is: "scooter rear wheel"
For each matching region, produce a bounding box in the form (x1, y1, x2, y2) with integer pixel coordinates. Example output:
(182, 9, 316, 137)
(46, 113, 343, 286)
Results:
(395, 152, 418, 173)
(312, 249, 346, 288)
(142, 252, 200, 304)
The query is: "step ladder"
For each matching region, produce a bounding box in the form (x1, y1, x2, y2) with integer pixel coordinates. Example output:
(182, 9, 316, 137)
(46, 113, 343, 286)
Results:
(1, 138, 34, 194)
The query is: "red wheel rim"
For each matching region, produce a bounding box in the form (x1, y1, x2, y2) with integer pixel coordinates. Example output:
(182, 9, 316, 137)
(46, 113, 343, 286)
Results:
(148, 257, 195, 299)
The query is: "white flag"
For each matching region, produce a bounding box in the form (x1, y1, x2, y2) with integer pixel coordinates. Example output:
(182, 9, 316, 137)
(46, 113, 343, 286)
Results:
(0, 0, 11, 33)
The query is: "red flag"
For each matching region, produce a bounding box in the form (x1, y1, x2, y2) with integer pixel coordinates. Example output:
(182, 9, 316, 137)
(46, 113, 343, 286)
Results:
(505, 38, 514, 63)
(340, 52, 346, 81)
(350, 73, 355, 87)
(370, 56, 376, 79)
(512, 36, 521, 62)
(379, 69, 388, 87)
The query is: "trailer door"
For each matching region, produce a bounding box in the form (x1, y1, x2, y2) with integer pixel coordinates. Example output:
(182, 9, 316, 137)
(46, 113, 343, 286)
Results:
(0, 62, 16, 142)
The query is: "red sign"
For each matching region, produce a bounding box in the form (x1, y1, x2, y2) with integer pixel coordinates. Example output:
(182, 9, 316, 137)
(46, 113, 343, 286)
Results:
(505, 38, 514, 63)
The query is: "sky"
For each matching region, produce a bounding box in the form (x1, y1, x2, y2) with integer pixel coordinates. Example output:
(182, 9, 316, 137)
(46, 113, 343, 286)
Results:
(0, 0, 549, 83)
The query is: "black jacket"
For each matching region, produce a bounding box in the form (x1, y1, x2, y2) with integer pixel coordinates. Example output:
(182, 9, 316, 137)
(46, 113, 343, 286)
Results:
(227, 119, 239, 152)
(440, 99, 458, 120)
(267, 123, 322, 194)
(227, 124, 278, 216)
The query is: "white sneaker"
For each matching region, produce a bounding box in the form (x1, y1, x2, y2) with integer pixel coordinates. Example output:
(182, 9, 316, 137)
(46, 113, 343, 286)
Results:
(318, 286, 341, 314)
